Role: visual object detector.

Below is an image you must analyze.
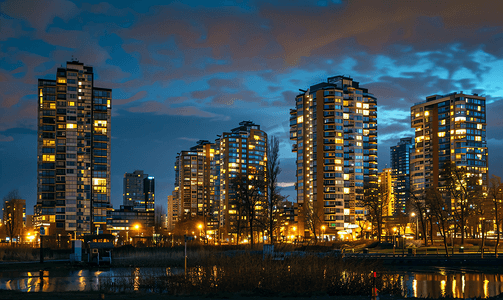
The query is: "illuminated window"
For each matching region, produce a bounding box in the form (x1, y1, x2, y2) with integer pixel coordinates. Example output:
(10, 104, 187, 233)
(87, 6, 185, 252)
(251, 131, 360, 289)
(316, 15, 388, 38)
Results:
(43, 140, 55, 146)
(57, 78, 66, 84)
(475, 136, 481, 141)
(68, 101, 75, 106)
(93, 178, 107, 186)
(424, 111, 429, 116)
(67, 124, 76, 129)
(42, 155, 55, 162)
(50, 103, 56, 109)
(438, 132, 445, 137)
(344, 188, 350, 194)
(94, 120, 107, 127)
(477, 124, 482, 129)
(297, 116, 303, 123)
(343, 113, 349, 119)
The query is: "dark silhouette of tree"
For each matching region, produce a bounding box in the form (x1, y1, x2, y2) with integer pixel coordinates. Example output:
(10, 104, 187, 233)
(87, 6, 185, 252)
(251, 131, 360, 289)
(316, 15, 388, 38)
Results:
(472, 190, 492, 252)
(441, 163, 481, 246)
(488, 175, 503, 257)
(425, 187, 451, 257)
(409, 189, 429, 246)
(362, 182, 384, 243)
(266, 135, 282, 244)
(2, 189, 22, 244)
(305, 200, 322, 244)
(233, 171, 266, 247)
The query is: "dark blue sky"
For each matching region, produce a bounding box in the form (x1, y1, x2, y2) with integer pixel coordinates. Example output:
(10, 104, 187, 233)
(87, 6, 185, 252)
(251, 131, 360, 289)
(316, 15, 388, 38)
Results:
(1, 0, 503, 214)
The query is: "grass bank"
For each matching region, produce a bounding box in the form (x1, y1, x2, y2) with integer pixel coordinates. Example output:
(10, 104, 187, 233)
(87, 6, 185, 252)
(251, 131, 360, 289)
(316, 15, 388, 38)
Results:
(100, 254, 400, 297)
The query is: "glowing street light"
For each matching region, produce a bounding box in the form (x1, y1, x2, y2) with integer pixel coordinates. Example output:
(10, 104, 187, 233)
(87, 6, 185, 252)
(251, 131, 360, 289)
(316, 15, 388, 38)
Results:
(134, 224, 141, 236)
(321, 225, 326, 242)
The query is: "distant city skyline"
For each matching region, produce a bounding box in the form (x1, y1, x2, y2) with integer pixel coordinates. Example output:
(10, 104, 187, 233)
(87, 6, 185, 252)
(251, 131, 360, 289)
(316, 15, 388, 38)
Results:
(1, 0, 503, 215)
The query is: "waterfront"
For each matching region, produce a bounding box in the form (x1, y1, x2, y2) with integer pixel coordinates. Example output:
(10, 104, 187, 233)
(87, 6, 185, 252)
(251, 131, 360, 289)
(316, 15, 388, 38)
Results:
(0, 266, 502, 298)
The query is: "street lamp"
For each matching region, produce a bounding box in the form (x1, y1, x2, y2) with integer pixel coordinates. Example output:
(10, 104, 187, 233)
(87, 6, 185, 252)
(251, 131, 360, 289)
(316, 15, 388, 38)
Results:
(411, 212, 418, 240)
(321, 225, 326, 242)
(198, 224, 203, 241)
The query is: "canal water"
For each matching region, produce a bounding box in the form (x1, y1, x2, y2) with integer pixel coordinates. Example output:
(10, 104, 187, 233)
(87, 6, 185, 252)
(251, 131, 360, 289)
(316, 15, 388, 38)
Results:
(0, 267, 502, 298)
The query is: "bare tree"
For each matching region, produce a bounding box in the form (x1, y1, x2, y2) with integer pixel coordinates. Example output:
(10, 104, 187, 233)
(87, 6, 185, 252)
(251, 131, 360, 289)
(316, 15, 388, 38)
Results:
(266, 135, 282, 244)
(409, 189, 429, 246)
(305, 201, 322, 244)
(362, 182, 384, 243)
(233, 171, 266, 247)
(488, 176, 503, 257)
(441, 163, 481, 246)
(425, 187, 451, 257)
(3, 189, 22, 244)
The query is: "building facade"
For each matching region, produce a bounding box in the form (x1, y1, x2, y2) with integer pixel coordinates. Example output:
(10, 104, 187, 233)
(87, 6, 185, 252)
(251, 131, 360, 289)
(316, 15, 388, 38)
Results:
(171, 121, 268, 242)
(122, 170, 155, 227)
(36, 60, 111, 236)
(410, 92, 488, 195)
(290, 75, 378, 240)
(174, 140, 215, 225)
(167, 192, 180, 231)
(123, 170, 155, 212)
(378, 168, 395, 217)
(390, 137, 414, 215)
(2, 198, 26, 242)
(214, 121, 267, 241)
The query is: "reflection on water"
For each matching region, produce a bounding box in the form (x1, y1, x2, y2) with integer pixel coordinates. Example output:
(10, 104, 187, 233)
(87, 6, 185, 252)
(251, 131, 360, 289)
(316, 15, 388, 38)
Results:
(0, 269, 102, 292)
(0, 267, 502, 298)
(405, 272, 503, 298)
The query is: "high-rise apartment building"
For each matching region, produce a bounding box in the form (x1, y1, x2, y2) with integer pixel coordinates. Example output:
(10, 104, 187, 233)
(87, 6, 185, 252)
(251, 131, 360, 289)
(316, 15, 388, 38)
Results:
(172, 121, 267, 242)
(378, 168, 394, 217)
(290, 75, 377, 239)
(174, 140, 215, 224)
(123, 170, 155, 212)
(167, 194, 180, 230)
(2, 198, 26, 242)
(214, 121, 267, 241)
(390, 137, 414, 215)
(36, 60, 111, 236)
(410, 92, 487, 194)
(122, 170, 155, 227)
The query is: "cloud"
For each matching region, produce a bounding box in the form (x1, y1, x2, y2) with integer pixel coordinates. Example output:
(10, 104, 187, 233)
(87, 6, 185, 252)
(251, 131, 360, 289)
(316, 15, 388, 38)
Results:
(114, 91, 148, 106)
(126, 101, 229, 120)
(1, 0, 79, 31)
(278, 182, 295, 188)
(0, 134, 14, 142)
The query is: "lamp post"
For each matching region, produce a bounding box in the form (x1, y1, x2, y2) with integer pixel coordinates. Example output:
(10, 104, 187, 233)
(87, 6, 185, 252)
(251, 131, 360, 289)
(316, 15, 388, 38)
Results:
(134, 224, 140, 246)
(321, 225, 326, 242)
(411, 212, 418, 240)
(198, 224, 203, 242)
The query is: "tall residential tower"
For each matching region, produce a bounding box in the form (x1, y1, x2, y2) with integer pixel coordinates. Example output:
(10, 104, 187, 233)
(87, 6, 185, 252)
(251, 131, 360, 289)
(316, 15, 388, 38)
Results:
(290, 76, 378, 240)
(36, 60, 112, 236)
(390, 137, 414, 215)
(410, 92, 487, 194)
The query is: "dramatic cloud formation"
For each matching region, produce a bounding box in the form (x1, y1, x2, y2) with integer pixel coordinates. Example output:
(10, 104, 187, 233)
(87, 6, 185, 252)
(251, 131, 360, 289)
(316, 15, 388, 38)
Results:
(1, 0, 503, 213)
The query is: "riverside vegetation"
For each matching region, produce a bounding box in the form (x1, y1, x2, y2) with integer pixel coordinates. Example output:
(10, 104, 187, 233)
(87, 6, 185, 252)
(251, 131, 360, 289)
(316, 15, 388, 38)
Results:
(100, 252, 401, 297)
